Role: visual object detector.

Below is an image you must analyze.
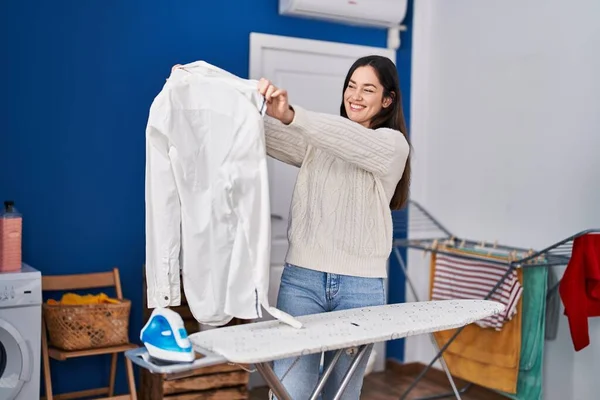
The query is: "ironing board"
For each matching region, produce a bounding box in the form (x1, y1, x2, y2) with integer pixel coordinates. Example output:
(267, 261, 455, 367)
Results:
(126, 299, 504, 400)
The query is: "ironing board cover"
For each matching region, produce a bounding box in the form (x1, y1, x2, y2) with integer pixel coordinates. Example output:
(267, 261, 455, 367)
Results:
(189, 299, 504, 364)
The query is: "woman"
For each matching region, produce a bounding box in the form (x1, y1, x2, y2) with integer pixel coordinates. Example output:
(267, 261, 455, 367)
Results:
(171, 55, 410, 398)
(258, 55, 411, 399)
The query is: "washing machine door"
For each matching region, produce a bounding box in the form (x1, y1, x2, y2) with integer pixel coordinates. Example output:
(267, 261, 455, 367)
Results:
(0, 319, 31, 400)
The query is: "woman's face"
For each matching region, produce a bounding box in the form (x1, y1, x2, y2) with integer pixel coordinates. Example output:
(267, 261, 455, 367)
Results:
(343, 66, 392, 128)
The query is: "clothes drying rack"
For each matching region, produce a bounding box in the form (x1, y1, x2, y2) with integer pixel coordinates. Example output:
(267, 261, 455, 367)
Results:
(391, 199, 600, 400)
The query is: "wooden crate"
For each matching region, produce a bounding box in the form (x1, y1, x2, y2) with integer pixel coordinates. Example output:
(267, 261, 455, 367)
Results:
(140, 270, 250, 399)
(140, 363, 249, 399)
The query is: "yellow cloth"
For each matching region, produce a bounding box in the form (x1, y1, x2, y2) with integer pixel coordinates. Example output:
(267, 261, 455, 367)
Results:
(429, 248, 522, 394)
(47, 292, 120, 305)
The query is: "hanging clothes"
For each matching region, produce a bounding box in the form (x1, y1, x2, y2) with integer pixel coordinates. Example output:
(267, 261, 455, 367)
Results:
(429, 249, 522, 394)
(430, 246, 550, 397)
(144, 61, 301, 329)
(559, 233, 600, 351)
(497, 264, 547, 400)
(431, 251, 523, 330)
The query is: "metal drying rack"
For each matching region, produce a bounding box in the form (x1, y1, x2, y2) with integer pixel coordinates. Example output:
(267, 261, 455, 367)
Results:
(390, 199, 600, 400)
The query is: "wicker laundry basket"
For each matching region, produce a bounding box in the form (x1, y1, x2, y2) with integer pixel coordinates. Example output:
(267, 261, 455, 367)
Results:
(43, 299, 131, 351)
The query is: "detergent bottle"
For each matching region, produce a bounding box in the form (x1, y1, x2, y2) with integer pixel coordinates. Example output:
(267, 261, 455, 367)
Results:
(0, 200, 23, 272)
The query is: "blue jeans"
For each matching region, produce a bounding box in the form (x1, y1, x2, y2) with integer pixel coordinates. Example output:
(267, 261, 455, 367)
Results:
(271, 263, 386, 400)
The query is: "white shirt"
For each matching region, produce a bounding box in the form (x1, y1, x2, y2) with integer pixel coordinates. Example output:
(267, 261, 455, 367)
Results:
(144, 61, 301, 328)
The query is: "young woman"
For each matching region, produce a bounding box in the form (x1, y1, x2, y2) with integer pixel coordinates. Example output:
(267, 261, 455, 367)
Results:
(171, 55, 410, 398)
(258, 55, 411, 399)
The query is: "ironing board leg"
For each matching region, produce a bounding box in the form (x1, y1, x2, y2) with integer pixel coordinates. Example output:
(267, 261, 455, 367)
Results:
(331, 344, 370, 400)
(258, 345, 368, 400)
(308, 349, 344, 400)
(255, 362, 293, 400)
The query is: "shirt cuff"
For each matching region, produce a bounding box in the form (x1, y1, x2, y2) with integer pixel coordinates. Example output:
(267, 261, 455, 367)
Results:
(146, 259, 182, 308)
(147, 287, 181, 308)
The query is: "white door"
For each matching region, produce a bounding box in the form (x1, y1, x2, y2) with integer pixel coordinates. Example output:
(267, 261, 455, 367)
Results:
(249, 32, 396, 381)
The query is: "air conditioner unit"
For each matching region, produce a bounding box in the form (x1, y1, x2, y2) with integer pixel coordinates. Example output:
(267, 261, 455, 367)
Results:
(279, 0, 408, 29)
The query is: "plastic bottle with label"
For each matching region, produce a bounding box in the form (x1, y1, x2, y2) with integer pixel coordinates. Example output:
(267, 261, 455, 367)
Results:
(0, 200, 23, 271)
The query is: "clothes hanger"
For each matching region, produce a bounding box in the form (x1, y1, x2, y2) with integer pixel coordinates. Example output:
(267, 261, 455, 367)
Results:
(259, 97, 266, 116)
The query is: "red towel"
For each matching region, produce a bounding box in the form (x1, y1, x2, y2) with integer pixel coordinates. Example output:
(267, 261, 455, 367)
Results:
(559, 233, 600, 351)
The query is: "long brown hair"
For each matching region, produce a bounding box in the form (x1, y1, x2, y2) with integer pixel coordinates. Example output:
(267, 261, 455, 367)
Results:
(340, 55, 412, 210)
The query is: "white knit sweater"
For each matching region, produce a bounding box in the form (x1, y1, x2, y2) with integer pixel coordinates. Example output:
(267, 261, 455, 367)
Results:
(264, 105, 410, 278)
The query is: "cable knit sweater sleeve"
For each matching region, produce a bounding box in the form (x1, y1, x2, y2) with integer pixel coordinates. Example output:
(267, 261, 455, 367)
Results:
(263, 115, 307, 167)
(287, 105, 409, 176)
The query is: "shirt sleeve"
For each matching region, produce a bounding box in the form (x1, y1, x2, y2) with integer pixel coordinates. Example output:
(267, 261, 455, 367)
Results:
(559, 235, 596, 351)
(263, 115, 308, 167)
(286, 104, 410, 176)
(145, 99, 182, 309)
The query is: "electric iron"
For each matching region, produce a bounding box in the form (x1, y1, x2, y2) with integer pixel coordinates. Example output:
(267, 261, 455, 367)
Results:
(140, 307, 195, 363)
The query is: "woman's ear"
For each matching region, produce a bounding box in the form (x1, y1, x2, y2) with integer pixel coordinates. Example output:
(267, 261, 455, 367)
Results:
(382, 91, 395, 108)
(382, 96, 393, 108)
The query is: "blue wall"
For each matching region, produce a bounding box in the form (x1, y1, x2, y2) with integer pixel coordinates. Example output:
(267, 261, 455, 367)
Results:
(0, 0, 412, 395)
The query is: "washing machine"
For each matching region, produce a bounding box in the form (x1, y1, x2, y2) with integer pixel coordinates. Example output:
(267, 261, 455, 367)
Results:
(0, 264, 41, 400)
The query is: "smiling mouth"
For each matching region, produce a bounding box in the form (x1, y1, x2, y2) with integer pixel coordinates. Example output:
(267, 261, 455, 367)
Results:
(349, 103, 366, 112)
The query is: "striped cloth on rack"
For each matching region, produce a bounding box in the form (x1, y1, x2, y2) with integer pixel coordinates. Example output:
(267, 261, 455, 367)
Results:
(431, 253, 523, 330)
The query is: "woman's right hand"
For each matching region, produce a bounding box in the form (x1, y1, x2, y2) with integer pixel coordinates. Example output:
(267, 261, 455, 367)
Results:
(257, 78, 295, 125)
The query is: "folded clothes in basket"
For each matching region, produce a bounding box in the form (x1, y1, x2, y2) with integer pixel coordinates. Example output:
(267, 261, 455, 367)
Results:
(47, 292, 120, 305)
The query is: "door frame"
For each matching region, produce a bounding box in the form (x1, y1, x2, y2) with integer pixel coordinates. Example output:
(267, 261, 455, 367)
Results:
(249, 32, 396, 81)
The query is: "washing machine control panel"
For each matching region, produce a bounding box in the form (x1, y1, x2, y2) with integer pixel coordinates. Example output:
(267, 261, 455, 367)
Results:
(0, 275, 42, 307)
